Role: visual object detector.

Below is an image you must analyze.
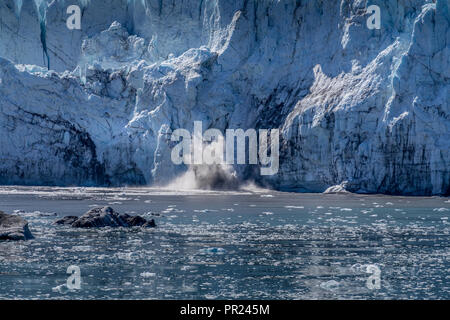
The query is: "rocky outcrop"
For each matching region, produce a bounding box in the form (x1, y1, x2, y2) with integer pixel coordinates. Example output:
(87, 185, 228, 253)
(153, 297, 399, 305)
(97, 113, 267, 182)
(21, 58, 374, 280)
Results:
(0, 211, 34, 241)
(55, 207, 156, 228)
(54, 216, 78, 225)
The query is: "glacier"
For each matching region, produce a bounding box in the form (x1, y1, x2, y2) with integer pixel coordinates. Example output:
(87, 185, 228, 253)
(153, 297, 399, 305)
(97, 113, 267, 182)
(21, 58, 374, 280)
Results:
(0, 0, 448, 195)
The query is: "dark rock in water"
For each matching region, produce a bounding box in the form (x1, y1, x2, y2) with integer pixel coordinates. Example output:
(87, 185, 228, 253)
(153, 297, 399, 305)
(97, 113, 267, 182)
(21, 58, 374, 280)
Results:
(55, 216, 78, 225)
(0, 211, 34, 241)
(122, 215, 147, 227)
(56, 207, 156, 229)
(72, 207, 127, 228)
(143, 219, 156, 228)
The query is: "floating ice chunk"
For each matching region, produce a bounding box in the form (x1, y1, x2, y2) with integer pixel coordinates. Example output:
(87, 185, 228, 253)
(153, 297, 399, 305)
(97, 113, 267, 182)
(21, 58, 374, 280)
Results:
(350, 264, 363, 273)
(262, 212, 273, 215)
(260, 194, 274, 198)
(351, 264, 381, 275)
(340, 208, 353, 211)
(52, 284, 69, 294)
(433, 208, 450, 212)
(140, 272, 156, 278)
(52, 282, 80, 294)
(72, 245, 91, 252)
(284, 206, 304, 209)
(13, 210, 57, 217)
(320, 280, 340, 291)
(180, 266, 194, 271)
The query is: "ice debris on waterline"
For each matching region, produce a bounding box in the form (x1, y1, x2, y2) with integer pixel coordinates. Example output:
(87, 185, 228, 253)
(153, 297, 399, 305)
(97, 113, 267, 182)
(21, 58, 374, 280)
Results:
(0, 211, 34, 241)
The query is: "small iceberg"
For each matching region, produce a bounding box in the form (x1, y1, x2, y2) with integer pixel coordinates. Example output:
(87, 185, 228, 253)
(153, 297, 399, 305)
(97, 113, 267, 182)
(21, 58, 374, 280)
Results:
(199, 247, 227, 255)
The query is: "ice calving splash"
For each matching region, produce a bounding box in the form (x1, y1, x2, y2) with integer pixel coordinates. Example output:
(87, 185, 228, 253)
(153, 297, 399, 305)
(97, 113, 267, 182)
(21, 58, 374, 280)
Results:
(166, 133, 240, 191)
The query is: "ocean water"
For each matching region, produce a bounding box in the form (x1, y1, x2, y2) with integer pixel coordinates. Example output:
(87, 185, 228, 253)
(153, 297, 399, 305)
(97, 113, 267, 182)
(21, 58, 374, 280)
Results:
(0, 186, 448, 300)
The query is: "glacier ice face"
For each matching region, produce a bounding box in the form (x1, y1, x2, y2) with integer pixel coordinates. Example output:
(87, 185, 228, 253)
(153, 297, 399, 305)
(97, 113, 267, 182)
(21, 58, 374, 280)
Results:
(0, 0, 448, 195)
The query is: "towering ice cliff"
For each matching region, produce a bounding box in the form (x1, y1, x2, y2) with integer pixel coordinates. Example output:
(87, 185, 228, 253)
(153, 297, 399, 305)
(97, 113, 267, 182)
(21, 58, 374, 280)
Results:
(0, 0, 448, 195)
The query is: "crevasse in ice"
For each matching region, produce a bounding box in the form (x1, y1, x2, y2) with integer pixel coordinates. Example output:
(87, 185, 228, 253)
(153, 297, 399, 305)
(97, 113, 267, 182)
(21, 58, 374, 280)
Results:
(13, 0, 23, 17)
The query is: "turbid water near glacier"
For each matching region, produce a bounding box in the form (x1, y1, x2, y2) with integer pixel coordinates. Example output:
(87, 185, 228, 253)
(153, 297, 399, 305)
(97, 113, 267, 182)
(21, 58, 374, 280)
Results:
(0, 186, 448, 300)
